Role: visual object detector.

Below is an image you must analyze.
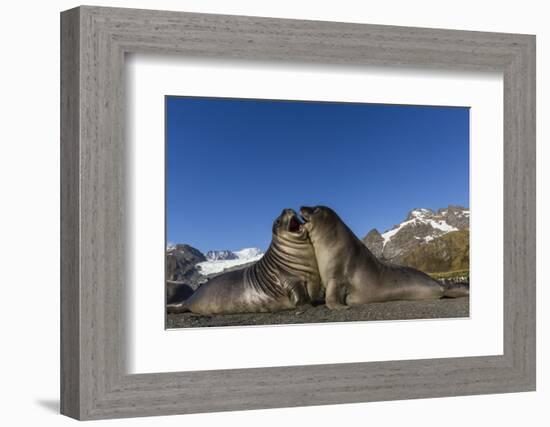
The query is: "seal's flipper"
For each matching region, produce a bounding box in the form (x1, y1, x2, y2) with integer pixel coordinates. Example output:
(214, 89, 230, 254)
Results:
(285, 278, 310, 306)
(166, 301, 190, 314)
(442, 283, 469, 298)
(325, 279, 350, 310)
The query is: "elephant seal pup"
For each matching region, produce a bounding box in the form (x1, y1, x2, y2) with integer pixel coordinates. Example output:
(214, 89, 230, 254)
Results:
(167, 209, 321, 315)
(300, 206, 469, 310)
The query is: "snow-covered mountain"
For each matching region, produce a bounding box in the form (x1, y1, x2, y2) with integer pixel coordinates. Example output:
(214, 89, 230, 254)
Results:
(197, 247, 264, 275)
(205, 247, 263, 261)
(363, 206, 469, 262)
(165, 244, 207, 289)
(205, 250, 237, 261)
(233, 247, 263, 259)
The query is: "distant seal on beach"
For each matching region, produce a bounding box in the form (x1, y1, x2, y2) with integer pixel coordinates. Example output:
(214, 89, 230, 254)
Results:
(300, 206, 469, 310)
(167, 209, 321, 315)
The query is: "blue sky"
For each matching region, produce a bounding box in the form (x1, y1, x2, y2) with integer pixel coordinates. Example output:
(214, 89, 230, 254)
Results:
(166, 96, 469, 253)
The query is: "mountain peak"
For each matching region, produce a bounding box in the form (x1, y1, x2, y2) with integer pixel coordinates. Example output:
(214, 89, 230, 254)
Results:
(406, 208, 434, 220)
(233, 247, 263, 259)
(205, 250, 237, 261)
(363, 205, 469, 261)
(205, 247, 263, 261)
(167, 243, 206, 260)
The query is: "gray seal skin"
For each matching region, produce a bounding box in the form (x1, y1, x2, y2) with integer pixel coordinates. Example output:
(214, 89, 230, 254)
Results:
(167, 209, 321, 315)
(300, 206, 469, 310)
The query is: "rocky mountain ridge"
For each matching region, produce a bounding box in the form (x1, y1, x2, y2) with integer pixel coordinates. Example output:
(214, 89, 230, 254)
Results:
(362, 205, 469, 264)
(166, 244, 206, 284)
(166, 245, 264, 289)
(205, 250, 237, 261)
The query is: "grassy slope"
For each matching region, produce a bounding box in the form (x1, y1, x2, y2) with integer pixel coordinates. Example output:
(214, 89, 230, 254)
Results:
(400, 229, 469, 274)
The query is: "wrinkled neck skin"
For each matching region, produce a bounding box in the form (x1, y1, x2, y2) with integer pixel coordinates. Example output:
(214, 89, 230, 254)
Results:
(246, 231, 320, 300)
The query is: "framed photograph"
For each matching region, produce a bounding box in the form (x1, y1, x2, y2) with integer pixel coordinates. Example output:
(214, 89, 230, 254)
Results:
(164, 96, 471, 329)
(61, 6, 535, 420)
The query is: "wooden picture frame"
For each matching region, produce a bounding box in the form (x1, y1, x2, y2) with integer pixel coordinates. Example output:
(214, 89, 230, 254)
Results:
(60, 5, 536, 420)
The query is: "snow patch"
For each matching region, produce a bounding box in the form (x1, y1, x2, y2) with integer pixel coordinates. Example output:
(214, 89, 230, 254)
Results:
(426, 219, 458, 233)
(381, 218, 417, 247)
(233, 247, 263, 259)
(380, 207, 464, 248)
(196, 247, 264, 275)
(409, 208, 431, 218)
(196, 252, 264, 276)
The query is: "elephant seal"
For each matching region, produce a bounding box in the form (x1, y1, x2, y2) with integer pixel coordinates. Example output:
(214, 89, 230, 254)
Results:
(167, 209, 321, 315)
(166, 281, 195, 304)
(300, 206, 469, 310)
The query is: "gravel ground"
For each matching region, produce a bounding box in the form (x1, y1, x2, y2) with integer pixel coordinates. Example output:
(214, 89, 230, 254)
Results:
(166, 297, 469, 329)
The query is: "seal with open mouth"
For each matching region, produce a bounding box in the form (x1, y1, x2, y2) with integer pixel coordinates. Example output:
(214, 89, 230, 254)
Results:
(167, 209, 321, 315)
(300, 205, 469, 310)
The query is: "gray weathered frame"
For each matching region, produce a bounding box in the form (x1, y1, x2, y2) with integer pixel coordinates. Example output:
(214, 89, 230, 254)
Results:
(60, 5, 536, 420)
